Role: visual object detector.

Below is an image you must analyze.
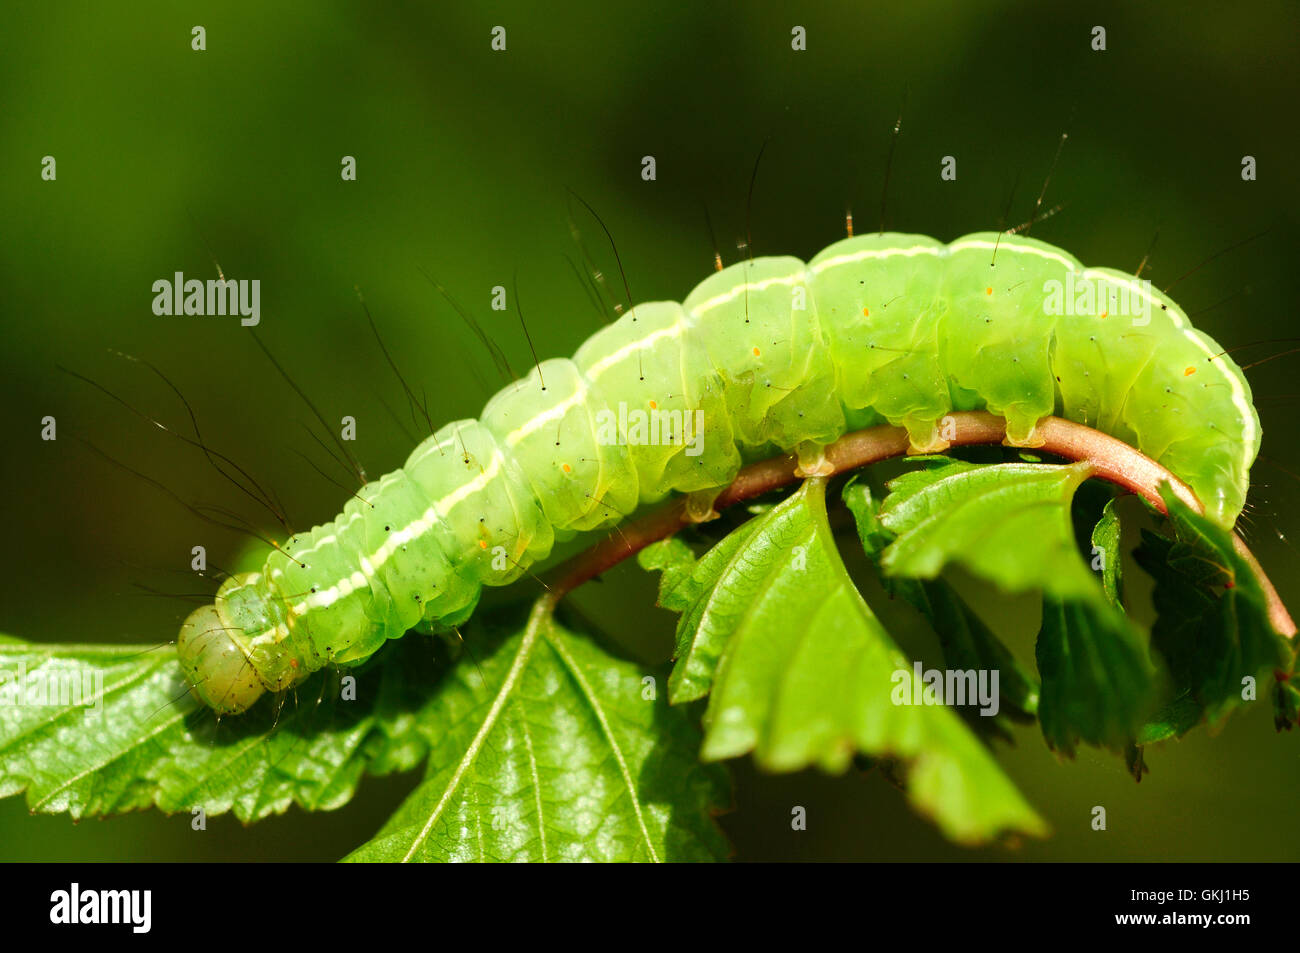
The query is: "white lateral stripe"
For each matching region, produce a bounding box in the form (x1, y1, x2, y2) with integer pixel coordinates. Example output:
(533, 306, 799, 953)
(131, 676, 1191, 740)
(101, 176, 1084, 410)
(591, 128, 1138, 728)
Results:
(1079, 267, 1184, 327)
(258, 450, 507, 631)
(809, 242, 944, 274)
(690, 272, 804, 315)
(945, 237, 1079, 272)
(585, 317, 686, 379)
(503, 377, 587, 446)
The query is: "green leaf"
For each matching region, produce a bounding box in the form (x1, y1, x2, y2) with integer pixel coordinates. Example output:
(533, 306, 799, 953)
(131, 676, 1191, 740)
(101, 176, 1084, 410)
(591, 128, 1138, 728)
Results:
(0, 632, 464, 822)
(1035, 497, 1155, 757)
(869, 461, 1156, 756)
(346, 601, 730, 861)
(0, 609, 729, 862)
(842, 478, 1039, 725)
(638, 536, 701, 612)
(1135, 692, 1205, 745)
(639, 523, 763, 703)
(1134, 486, 1293, 727)
(875, 459, 1103, 603)
(1035, 597, 1154, 756)
(642, 478, 1047, 845)
(1090, 498, 1123, 605)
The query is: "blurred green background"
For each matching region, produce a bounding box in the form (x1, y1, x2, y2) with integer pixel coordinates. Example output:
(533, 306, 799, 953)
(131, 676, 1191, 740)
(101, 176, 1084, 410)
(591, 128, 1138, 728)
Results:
(2, 0, 1298, 861)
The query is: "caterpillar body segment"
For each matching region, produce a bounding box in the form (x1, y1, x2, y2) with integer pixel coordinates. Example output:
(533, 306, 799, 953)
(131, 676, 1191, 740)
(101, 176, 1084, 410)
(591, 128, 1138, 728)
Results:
(572, 301, 742, 497)
(178, 232, 1260, 713)
(808, 234, 949, 448)
(682, 256, 847, 452)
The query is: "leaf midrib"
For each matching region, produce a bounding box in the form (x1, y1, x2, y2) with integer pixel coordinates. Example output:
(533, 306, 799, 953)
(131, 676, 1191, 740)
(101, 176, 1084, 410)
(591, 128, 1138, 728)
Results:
(545, 628, 660, 862)
(398, 599, 547, 862)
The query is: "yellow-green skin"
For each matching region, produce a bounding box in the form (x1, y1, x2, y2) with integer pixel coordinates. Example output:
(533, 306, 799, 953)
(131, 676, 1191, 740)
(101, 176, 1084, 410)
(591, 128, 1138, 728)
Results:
(178, 232, 1260, 713)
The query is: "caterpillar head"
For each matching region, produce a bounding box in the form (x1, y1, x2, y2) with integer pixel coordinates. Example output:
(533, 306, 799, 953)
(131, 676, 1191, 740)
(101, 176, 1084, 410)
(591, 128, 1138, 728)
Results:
(177, 604, 265, 715)
(177, 573, 285, 715)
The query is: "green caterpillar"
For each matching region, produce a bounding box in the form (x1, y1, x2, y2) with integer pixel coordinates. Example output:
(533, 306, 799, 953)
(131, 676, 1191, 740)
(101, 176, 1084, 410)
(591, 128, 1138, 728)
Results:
(178, 231, 1260, 714)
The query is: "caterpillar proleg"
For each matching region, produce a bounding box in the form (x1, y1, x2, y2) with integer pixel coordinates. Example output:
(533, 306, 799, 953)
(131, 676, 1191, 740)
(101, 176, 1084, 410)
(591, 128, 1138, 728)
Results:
(178, 231, 1260, 713)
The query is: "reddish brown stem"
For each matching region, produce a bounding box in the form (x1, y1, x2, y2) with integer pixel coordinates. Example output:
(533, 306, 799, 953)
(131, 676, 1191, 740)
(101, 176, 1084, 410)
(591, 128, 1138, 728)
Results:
(546, 411, 1296, 637)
